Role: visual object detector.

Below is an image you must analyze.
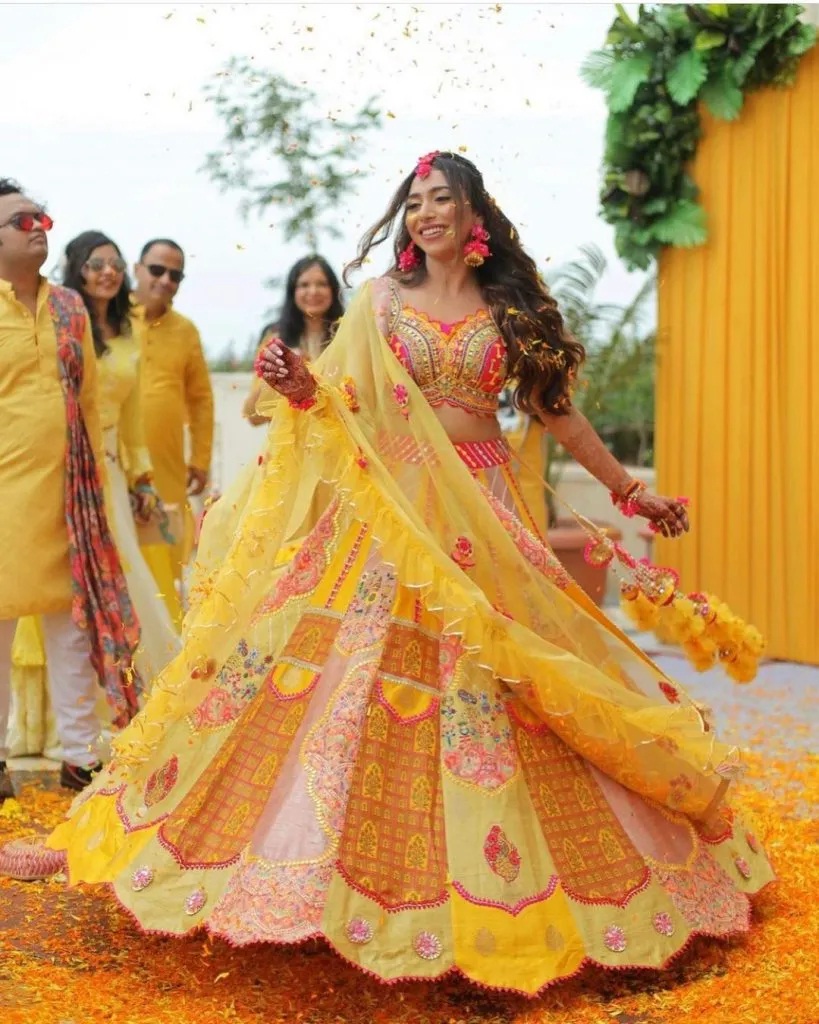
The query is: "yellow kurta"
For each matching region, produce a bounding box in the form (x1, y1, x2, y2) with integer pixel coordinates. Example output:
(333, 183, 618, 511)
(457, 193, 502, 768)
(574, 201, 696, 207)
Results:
(133, 306, 213, 506)
(98, 334, 152, 483)
(0, 279, 103, 618)
(10, 330, 181, 757)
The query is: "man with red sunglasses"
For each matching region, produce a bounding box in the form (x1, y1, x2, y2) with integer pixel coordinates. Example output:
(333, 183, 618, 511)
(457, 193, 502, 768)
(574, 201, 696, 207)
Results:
(0, 178, 141, 803)
(132, 239, 214, 600)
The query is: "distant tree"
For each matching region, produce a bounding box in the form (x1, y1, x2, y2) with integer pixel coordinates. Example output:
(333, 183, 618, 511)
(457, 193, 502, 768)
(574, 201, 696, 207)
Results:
(202, 57, 381, 251)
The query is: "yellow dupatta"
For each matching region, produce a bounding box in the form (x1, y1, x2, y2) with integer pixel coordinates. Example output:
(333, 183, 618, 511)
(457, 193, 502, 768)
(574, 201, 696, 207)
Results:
(92, 277, 740, 826)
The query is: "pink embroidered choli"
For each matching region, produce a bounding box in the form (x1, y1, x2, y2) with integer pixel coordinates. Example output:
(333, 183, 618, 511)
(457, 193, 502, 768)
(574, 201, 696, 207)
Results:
(386, 297, 507, 421)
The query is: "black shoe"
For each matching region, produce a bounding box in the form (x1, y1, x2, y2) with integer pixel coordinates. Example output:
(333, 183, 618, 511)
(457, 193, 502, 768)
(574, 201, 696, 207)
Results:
(60, 761, 103, 792)
(0, 762, 14, 803)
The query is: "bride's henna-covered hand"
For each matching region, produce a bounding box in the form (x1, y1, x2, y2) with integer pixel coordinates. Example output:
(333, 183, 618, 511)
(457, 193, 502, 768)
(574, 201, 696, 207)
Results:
(255, 340, 317, 403)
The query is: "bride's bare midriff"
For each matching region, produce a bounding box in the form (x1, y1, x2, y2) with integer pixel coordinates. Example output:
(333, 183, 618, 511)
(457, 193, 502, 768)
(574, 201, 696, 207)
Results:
(433, 405, 503, 443)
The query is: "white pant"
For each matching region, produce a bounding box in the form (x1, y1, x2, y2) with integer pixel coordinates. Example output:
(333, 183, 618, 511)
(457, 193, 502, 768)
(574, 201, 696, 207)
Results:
(0, 612, 102, 766)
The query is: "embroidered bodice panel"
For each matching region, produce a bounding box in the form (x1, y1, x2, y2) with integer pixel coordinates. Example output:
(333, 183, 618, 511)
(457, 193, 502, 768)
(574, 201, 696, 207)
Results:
(386, 291, 507, 418)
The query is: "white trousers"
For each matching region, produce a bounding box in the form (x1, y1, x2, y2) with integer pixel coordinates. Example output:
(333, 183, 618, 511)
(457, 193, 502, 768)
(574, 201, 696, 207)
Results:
(0, 612, 101, 766)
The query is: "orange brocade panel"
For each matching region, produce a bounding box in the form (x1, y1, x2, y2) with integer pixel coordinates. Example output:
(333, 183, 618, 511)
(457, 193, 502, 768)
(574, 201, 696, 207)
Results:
(655, 47, 819, 663)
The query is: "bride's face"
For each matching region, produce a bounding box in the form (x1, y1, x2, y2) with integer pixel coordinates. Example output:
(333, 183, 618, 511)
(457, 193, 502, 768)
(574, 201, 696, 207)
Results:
(404, 168, 475, 262)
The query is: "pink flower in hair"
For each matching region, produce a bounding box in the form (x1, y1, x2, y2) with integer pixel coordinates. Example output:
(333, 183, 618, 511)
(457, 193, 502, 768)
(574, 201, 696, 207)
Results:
(415, 151, 440, 179)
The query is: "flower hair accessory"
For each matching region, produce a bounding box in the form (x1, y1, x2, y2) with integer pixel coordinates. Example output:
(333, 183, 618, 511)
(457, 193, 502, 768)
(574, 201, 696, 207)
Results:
(463, 224, 491, 268)
(415, 151, 440, 179)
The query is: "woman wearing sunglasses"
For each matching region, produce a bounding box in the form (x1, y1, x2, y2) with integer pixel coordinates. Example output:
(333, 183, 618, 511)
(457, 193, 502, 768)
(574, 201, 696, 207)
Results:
(8, 232, 181, 761)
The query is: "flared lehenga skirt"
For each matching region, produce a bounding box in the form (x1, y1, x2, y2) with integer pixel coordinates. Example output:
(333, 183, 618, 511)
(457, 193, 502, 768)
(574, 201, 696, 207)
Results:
(48, 437, 773, 996)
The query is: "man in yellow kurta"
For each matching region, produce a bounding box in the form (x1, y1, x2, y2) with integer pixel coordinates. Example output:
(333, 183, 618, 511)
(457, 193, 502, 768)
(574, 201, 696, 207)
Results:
(0, 179, 107, 802)
(132, 239, 214, 591)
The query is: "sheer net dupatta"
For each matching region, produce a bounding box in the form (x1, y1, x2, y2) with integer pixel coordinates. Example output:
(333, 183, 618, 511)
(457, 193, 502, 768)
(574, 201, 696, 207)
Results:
(175, 278, 738, 823)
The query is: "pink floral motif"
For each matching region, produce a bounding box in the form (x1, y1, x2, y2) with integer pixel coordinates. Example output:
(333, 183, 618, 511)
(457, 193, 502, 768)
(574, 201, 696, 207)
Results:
(451, 536, 475, 571)
(653, 911, 675, 937)
(659, 680, 681, 704)
(144, 755, 179, 808)
(438, 634, 464, 690)
(339, 377, 359, 412)
(479, 484, 571, 589)
(336, 566, 397, 655)
(184, 887, 207, 916)
(189, 640, 274, 732)
(252, 499, 340, 620)
(483, 825, 521, 883)
(745, 832, 760, 854)
(393, 383, 410, 418)
(345, 917, 373, 944)
(190, 686, 241, 730)
(735, 856, 752, 879)
(441, 688, 517, 790)
(131, 866, 155, 892)
(603, 924, 627, 952)
(208, 858, 334, 943)
(654, 846, 750, 934)
(413, 931, 443, 960)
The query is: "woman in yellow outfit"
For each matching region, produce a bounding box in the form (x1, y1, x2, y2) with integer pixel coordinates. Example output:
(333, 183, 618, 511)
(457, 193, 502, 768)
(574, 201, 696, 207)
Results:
(8, 233, 181, 759)
(242, 255, 345, 427)
(24, 155, 771, 995)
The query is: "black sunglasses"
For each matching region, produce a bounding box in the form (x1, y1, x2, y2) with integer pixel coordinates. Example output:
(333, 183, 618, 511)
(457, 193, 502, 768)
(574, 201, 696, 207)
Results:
(144, 263, 185, 284)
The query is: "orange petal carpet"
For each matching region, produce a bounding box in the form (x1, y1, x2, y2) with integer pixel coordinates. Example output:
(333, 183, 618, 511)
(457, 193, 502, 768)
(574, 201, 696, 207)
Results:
(1, 655, 816, 1024)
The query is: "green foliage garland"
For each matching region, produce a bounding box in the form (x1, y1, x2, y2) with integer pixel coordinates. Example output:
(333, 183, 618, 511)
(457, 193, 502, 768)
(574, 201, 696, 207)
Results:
(582, 4, 816, 270)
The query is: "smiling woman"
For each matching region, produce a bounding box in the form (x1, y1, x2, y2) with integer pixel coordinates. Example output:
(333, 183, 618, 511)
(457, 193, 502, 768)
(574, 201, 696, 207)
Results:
(10, 152, 772, 999)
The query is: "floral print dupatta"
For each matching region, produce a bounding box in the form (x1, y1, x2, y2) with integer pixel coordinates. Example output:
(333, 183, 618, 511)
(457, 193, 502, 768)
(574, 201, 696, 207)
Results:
(49, 286, 142, 728)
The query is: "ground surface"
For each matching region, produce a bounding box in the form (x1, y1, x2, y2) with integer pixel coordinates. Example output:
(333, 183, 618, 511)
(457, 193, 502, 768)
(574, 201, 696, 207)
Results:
(1, 651, 816, 1024)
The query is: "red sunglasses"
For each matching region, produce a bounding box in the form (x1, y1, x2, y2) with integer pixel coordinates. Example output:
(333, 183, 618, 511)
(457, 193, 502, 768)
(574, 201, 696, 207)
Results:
(0, 211, 54, 232)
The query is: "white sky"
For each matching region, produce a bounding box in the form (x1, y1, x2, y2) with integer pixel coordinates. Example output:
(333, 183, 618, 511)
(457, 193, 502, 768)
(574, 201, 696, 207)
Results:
(4, 1, 647, 356)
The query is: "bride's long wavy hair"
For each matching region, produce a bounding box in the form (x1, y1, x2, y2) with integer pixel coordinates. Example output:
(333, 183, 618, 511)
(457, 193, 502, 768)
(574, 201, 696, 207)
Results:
(344, 152, 584, 416)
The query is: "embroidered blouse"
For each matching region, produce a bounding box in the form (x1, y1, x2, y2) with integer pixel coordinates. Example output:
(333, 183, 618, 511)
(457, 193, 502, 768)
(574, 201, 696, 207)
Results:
(384, 281, 507, 418)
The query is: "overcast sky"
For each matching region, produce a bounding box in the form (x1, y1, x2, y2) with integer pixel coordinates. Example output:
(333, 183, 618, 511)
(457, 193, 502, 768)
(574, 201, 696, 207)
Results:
(4, 2, 646, 356)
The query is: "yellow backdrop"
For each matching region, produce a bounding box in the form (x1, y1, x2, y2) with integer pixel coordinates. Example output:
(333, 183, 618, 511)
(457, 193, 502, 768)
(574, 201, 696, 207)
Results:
(655, 47, 819, 663)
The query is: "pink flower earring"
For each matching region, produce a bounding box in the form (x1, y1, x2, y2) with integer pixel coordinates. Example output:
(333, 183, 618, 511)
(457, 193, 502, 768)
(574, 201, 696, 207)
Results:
(398, 241, 421, 272)
(463, 224, 491, 268)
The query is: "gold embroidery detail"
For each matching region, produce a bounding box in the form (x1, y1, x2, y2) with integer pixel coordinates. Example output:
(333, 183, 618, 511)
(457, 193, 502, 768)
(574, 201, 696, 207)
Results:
(414, 718, 436, 755)
(574, 778, 596, 811)
(402, 639, 422, 677)
(562, 838, 586, 872)
(281, 703, 306, 736)
(599, 827, 627, 863)
(252, 752, 280, 786)
(405, 834, 428, 870)
(410, 775, 432, 812)
(367, 704, 388, 741)
(223, 801, 250, 836)
(357, 821, 378, 858)
(362, 762, 384, 800)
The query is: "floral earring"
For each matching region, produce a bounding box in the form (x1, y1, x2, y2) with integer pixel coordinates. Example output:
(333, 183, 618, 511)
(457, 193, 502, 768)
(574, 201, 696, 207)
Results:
(398, 241, 421, 272)
(463, 224, 491, 268)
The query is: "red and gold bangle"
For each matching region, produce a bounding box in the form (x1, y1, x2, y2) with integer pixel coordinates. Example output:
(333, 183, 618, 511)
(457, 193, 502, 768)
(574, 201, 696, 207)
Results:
(610, 479, 647, 517)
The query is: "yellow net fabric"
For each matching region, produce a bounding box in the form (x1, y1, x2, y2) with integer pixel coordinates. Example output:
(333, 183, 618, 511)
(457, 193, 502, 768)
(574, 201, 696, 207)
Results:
(94, 280, 739, 822)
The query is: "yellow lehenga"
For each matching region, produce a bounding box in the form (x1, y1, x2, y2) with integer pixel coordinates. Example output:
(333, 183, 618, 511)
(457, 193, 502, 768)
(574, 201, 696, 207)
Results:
(47, 279, 773, 995)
